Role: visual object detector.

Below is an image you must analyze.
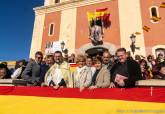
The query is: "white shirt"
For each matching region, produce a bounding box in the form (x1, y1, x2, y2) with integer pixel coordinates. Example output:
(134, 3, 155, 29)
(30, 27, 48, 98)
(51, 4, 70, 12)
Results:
(11, 67, 22, 79)
(53, 68, 63, 85)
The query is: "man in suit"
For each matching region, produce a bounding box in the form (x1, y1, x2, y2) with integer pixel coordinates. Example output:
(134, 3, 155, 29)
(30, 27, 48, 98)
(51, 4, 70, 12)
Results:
(110, 48, 142, 88)
(22, 51, 43, 86)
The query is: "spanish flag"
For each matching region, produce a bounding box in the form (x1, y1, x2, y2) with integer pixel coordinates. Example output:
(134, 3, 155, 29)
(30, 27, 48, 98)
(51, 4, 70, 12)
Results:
(95, 8, 110, 20)
(151, 16, 161, 21)
(143, 25, 150, 32)
(135, 32, 141, 35)
(95, 11, 105, 18)
(0, 86, 164, 114)
(87, 12, 95, 21)
(96, 8, 108, 12)
(160, 2, 165, 8)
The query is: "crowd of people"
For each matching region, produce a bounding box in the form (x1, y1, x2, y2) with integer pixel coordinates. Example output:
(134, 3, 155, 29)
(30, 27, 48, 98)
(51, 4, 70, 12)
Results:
(0, 48, 165, 90)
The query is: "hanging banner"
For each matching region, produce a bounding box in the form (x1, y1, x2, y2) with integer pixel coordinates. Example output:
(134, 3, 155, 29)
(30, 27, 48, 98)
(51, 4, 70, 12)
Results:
(0, 86, 164, 114)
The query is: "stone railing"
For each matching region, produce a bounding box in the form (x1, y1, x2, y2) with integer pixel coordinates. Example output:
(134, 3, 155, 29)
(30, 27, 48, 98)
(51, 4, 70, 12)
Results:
(0, 79, 27, 86)
(0, 79, 165, 87)
(135, 79, 165, 87)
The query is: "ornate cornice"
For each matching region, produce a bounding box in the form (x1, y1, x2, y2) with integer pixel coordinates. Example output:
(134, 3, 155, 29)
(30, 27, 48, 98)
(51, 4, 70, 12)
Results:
(34, 0, 111, 15)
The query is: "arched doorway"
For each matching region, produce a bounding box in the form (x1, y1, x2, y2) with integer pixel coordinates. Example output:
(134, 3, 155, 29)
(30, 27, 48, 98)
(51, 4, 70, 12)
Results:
(85, 47, 108, 57)
(152, 45, 165, 58)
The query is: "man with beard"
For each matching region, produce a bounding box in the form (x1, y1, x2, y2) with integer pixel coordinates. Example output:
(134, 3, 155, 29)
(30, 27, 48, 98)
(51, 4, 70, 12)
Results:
(102, 51, 114, 71)
(44, 51, 73, 89)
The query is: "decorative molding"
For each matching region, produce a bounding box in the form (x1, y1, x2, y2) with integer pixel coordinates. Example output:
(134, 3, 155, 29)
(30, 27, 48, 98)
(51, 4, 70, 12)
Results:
(34, 0, 112, 15)
(78, 42, 116, 55)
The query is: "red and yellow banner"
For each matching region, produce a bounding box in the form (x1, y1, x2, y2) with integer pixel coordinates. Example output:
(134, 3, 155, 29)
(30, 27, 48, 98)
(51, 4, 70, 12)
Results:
(87, 8, 110, 22)
(0, 86, 164, 114)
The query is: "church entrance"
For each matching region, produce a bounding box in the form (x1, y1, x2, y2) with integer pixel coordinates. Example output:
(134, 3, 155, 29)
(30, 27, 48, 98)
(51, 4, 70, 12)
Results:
(85, 47, 108, 57)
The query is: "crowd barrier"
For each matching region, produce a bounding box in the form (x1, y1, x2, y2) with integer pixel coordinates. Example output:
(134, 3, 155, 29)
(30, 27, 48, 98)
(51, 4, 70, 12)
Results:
(0, 86, 164, 114)
(0, 79, 165, 87)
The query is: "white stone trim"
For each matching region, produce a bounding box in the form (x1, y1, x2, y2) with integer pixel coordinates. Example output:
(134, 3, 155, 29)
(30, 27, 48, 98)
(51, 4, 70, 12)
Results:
(59, 8, 77, 55)
(118, 0, 146, 57)
(152, 45, 165, 58)
(29, 14, 45, 59)
(35, 0, 112, 15)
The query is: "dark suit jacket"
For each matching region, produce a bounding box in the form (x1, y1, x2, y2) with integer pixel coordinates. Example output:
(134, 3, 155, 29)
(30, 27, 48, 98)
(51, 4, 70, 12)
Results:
(39, 64, 49, 84)
(22, 60, 41, 85)
(111, 59, 142, 87)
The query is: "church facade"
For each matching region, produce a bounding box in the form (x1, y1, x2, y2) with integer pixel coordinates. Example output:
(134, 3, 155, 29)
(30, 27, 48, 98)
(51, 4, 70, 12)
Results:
(29, 0, 165, 58)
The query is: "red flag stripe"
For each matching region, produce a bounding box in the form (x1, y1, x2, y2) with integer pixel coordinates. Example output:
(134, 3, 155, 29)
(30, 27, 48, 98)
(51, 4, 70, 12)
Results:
(96, 8, 108, 12)
(0, 86, 164, 103)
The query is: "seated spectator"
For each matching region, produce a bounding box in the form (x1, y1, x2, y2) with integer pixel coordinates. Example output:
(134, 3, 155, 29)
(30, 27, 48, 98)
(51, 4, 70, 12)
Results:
(0, 63, 11, 79)
(111, 48, 142, 88)
(73, 55, 93, 91)
(153, 62, 165, 80)
(0, 67, 7, 79)
(139, 59, 152, 79)
(1, 62, 12, 78)
(89, 56, 110, 89)
(44, 51, 73, 89)
(11, 59, 27, 79)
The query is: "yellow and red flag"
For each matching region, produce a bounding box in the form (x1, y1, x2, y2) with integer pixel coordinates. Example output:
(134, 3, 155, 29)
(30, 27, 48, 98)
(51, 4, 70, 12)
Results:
(151, 16, 161, 21)
(95, 8, 110, 20)
(135, 32, 141, 35)
(0, 86, 164, 114)
(143, 25, 151, 32)
(96, 8, 108, 12)
(160, 2, 165, 8)
(87, 12, 95, 21)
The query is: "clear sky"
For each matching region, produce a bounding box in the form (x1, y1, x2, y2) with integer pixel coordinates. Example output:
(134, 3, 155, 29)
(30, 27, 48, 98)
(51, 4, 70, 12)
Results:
(0, 0, 43, 61)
